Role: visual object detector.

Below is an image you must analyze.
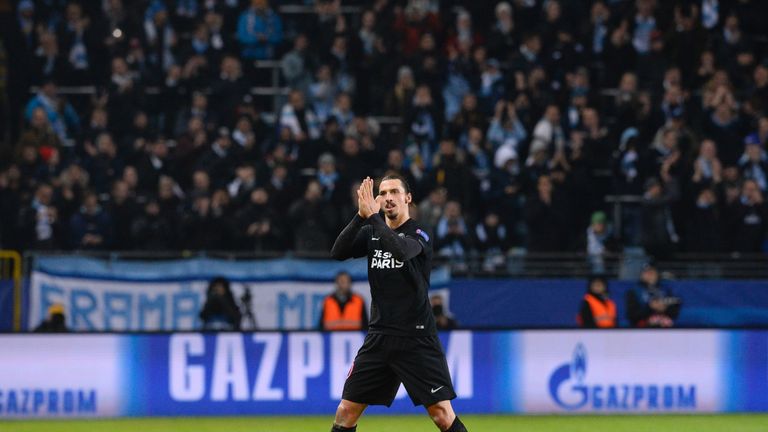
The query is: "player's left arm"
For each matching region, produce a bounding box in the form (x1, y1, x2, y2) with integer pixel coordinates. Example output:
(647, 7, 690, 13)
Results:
(368, 214, 423, 261)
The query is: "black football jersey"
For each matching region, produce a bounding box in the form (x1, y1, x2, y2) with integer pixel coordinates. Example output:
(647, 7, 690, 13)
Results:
(331, 214, 436, 336)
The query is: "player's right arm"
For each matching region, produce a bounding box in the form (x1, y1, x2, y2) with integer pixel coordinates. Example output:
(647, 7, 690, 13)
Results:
(330, 215, 369, 260)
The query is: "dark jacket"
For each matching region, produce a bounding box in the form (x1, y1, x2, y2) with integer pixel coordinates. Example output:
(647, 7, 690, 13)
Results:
(626, 282, 682, 327)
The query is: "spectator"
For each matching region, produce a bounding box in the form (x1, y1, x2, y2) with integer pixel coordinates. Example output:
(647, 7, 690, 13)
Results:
(738, 137, 768, 192)
(532, 104, 565, 154)
(264, 163, 295, 215)
(435, 200, 470, 262)
(704, 98, 746, 167)
(18, 107, 61, 153)
(316, 152, 348, 205)
(203, 11, 233, 58)
(0, 167, 23, 248)
(486, 2, 515, 61)
(227, 162, 258, 206)
(524, 175, 567, 252)
(69, 191, 112, 250)
(130, 198, 175, 250)
(510, 33, 541, 72)
(687, 187, 722, 252)
(18, 183, 61, 250)
(330, 93, 354, 130)
(210, 56, 250, 127)
(692, 139, 723, 187)
(56, 164, 90, 230)
(30, 31, 67, 86)
(449, 94, 486, 141)
(198, 128, 237, 188)
(280, 90, 322, 163)
(236, 187, 283, 251)
(200, 276, 242, 331)
(236, 0, 283, 60)
(84, 133, 124, 194)
(107, 56, 141, 136)
(157, 175, 183, 220)
(281, 33, 313, 92)
(174, 91, 217, 137)
(577, 275, 616, 328)
(474, 211, 508, 271)
(109, 180, 138, 250)
(288, 180, 337, 252)
(725, 179, 768, 253)
(34, 303, 69, 333)
(487, 99, 527, 150)
(640, 175, 680, 260)
(584, 211, 618, 273)
(186, 169, 211, 201)
(143, 0, 177, 76)
(24, 79, 79, 143)
(136, 136, 170, 194)
(319, 271, 368, 331)
(4, 0, 768, 262)
(392, 1, 441, 57)
(180, 194, 228, 250)
(429, 139, 474, 210)
(430, 294, 458, 330)
(488, 143, 523, 226)
(57, 2, 97, 85)
(626, 263, 682, 328)
(404, 85, 440, 171)
(384, 65, 416, 117)
(308, 65, 339, 124)
(418, 187, 447, 230)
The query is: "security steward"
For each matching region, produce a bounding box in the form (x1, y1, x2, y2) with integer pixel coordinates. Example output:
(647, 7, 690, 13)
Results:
(577, 274, 617, 328)
(320, 271, 368, 330)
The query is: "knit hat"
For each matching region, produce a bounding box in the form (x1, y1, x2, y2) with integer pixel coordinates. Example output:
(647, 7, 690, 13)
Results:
(591, 211, 607, 225)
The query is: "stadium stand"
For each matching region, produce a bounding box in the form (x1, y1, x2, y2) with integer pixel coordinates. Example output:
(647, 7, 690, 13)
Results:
(1, 0, 767, 273)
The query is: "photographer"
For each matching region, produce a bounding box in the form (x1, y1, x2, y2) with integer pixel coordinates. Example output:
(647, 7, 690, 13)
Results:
(200, 276, 242, 331)
(626, 263, 682, 328)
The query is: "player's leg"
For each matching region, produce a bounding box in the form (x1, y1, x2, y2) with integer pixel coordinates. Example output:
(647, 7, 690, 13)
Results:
(331, 334, 400, 431)
(426, 400, 467, 431)
(332, 399, 367, 431)
(388, 335, 464, 430)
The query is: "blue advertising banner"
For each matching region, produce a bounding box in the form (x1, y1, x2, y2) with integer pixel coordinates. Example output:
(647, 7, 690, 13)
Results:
(446, 279, 768, 328)
(28, 257, 450, 331)
(25, 257, 768, 331)
(1, 330, 768, 418)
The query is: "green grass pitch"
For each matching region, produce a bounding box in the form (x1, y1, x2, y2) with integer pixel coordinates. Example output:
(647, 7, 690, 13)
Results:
(2, 415, 768, 432)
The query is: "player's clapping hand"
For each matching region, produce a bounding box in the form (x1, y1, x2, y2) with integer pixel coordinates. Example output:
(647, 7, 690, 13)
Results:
(357, 177, 380, 219)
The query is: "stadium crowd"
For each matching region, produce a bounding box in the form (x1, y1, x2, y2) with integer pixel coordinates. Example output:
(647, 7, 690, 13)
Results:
(0, 0, 767, 264)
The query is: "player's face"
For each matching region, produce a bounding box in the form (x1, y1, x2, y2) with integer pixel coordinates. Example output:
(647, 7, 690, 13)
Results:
(377, 179, 411, 220)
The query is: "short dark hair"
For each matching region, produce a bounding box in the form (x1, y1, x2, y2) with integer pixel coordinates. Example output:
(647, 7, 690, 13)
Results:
(379, 173, 411, 194)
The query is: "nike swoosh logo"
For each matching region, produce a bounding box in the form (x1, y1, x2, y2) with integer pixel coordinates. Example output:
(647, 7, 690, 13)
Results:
(430, 386, 444, 394)
(371, 237, 380, 240)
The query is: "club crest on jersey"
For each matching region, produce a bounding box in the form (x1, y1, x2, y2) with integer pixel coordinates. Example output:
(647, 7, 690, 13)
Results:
(416, 228, 430, 242)
(371, 249, 404, 269)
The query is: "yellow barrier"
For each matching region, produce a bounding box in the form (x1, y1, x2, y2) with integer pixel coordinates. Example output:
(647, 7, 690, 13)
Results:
(0, 250, 22, 331)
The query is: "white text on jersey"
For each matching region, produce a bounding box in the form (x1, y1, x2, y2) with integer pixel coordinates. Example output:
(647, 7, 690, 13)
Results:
(371, 249, 404, 269)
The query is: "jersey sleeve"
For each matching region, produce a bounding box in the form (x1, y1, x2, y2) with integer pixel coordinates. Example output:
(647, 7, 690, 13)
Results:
(368, 214, 423, 261)
(331, 215, 370, 260)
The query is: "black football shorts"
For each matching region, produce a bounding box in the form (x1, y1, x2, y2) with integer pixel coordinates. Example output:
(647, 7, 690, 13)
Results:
(341, 333, 457, 407)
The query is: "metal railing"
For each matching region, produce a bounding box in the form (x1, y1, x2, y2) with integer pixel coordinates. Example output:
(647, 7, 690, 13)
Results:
(0, 250, 22, 331)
